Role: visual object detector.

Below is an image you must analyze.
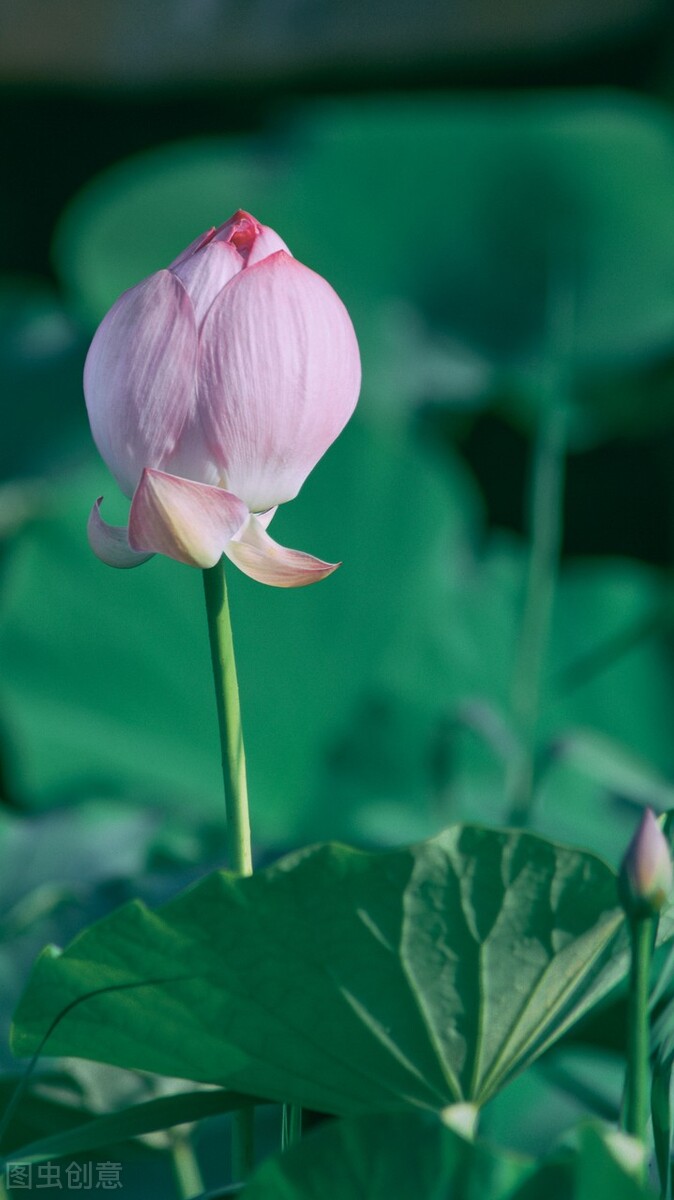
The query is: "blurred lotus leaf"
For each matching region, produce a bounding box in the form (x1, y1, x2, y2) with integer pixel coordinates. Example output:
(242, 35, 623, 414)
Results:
(312, 537, 674, 863)
(53, 93, 674, 442)
(0, 278, 87, 490)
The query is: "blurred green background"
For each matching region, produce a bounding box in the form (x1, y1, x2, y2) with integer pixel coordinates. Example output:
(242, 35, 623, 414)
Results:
(3, 0, 674, 1190)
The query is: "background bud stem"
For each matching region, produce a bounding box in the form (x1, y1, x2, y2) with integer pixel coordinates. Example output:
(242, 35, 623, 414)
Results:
(202, 558, 254, 1178)
(281, 1103, 303, 1152)
(624, 912, 656, 1157)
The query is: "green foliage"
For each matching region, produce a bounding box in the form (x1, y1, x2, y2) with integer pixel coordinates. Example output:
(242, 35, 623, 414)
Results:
(319, 540, 674, 861)
(12, 826, 670, 1113)
(0, 420, 476, 841)
(5, 84, 674, 1197)
(3, 1087, 257, 1166)
(481, 1047, 623, 1156)
(53, 93, 674, 440)
(241, 1113, 654, 1199)
(3, 431, 668, 863)
(0, 278, 88, 483)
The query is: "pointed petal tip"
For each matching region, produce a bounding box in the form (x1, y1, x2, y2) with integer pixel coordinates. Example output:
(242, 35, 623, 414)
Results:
(226, 515, 341, 587)
(87, 498, 154, 569)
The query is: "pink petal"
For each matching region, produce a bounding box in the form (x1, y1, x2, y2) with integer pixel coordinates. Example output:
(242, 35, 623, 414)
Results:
(170, 240, 244, 328)
(88, 498, 154, 569)
(128, 468, 248, 569)
(197, 251, 361, 512)
(245, 224, 291, 266)
(168, 227, 216, 269)
(84, 271, 198, 498)
(225, 514, 339, 587)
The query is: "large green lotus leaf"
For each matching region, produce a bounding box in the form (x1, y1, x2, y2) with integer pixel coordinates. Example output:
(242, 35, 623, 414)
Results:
(242, 1114, 653, 1200)
(0, 420, 477, 841)
(12, 827, 672, 1112)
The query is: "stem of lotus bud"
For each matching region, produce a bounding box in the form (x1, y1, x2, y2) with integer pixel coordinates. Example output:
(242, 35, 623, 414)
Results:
(202, 560, 253, 876)
(202, 558, 254, 1179)
(623, 911, 655, 1167)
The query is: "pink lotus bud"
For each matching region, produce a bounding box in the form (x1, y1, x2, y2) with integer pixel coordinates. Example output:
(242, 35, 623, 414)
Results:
(84, 211, 361, 586)
(619, 808, 673, 917)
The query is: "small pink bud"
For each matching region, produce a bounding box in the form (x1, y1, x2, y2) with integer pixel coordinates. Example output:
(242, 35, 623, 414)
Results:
(83, 211, 361, 585)
(619, 809, 673, 917)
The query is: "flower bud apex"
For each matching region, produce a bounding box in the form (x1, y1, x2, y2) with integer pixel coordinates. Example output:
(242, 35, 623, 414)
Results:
(619, 808, 673, 918)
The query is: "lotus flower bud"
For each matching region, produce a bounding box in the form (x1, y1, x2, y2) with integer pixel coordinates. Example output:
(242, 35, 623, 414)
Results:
(619, 809, 673, 918)
(84, 211, 361, 586)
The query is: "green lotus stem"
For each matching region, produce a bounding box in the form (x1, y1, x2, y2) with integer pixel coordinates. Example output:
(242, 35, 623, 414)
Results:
(507, 400, 567, 825)
(624, 914, 655, 1155)
(203, 561, 253, 878)
(170, 1132, 205, 1199)
(202, 559, 254, 1178)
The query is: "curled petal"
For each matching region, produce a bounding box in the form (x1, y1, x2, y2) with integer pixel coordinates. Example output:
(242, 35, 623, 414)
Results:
(225, 514, 339, 587)
(84, 271, 198, 498)
(197, 251, 361, 512)
(88, 498, 154, 569)
(128, 469, 248, 569)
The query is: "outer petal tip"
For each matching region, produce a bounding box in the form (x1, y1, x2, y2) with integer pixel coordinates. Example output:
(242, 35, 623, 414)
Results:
(88, 498, 154, 569)
(225, 515, 340, 588)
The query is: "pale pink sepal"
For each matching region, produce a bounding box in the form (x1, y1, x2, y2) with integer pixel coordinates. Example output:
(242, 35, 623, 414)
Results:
(225, 514, 339, 588)
(88, 498, 154, 569)
(128, 468, 248, 569)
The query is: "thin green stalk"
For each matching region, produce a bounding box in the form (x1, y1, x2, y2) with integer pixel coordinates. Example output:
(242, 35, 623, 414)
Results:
(202, 561, 252, 878)
(170, 1132, 205, 1200)
(202, 560, 254, 1179)
(506, 401, 567, 825)
(624, 915, 655, 1157)
(281, 1104, 303, 1151)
